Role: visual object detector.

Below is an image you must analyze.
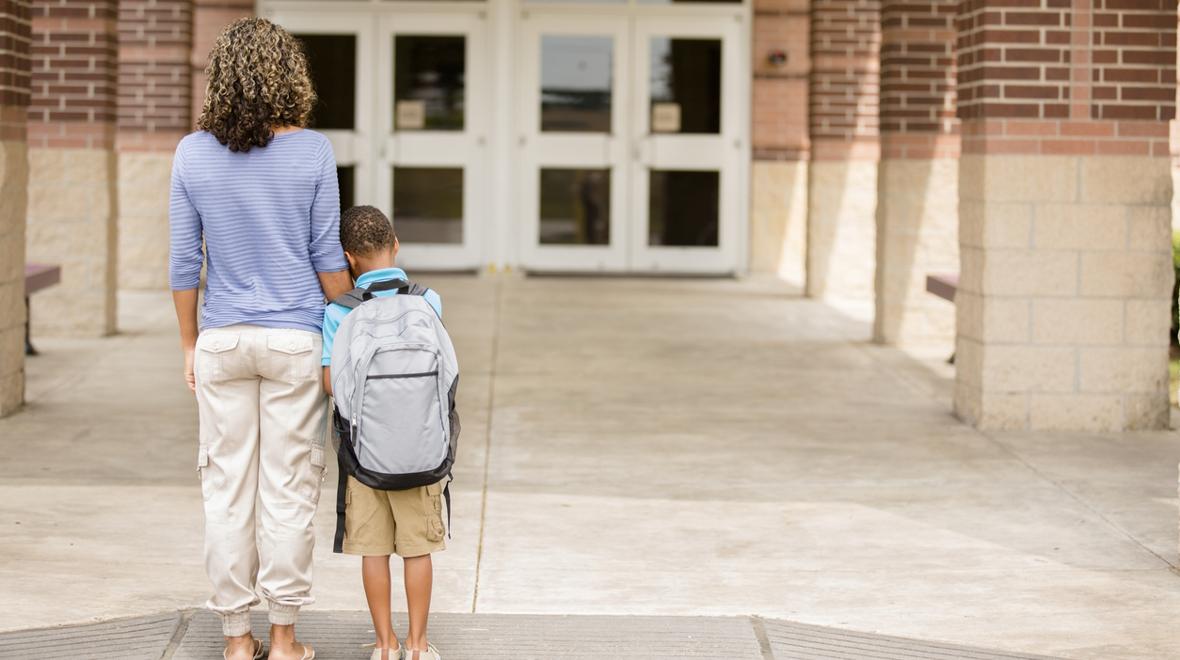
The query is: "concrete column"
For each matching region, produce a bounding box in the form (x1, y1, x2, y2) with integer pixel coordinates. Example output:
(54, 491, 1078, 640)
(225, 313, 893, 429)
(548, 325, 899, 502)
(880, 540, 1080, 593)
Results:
(806, 0, 880, 301)
(954, 0, 1176, 431)
(0, 0, 30, 416)
(116, 0, 192, 290)
(874, 1, 959, 347)
(26, 0, 118, 336)
(749, 0, 809, 287)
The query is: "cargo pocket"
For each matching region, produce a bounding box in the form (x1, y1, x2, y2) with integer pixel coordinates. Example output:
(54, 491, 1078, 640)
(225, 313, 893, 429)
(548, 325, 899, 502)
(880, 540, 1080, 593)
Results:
(196, 445, 211, 502)
(266, 334, 317, 382)
(424, 482, 445, 542)
(196, 332, 240, 382)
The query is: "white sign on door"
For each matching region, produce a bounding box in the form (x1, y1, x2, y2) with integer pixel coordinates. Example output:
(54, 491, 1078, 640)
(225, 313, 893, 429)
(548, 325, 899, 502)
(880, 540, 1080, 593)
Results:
(396, 100, 426, 130)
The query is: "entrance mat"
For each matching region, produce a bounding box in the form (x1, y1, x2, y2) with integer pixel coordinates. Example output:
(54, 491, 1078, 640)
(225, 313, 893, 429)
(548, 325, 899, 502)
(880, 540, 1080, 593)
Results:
(0, 610, 1061, 660)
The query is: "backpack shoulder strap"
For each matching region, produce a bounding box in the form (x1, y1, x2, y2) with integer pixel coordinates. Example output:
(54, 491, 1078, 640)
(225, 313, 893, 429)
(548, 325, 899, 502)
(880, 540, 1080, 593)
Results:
(330, 287, 368, 310)
(403, 281, 430, 297)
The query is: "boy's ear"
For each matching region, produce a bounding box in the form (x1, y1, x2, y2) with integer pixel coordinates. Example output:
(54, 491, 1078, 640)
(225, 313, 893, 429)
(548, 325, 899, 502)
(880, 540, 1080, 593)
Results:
(392, 236, 400, 258)
(344, 250, 358, 273)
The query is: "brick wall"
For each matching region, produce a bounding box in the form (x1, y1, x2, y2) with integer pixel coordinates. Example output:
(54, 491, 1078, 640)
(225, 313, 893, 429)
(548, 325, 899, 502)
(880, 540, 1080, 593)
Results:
(957, 0, 1176, 156)
(117, 0, 191, 150)
(190, 0, 251, 124)
(28, 0, 117, 149)
(810, 0, 880, 159)
(752, 0, 810, 160)
(880, 0, 959, 158)
(0, 0, 30, 415)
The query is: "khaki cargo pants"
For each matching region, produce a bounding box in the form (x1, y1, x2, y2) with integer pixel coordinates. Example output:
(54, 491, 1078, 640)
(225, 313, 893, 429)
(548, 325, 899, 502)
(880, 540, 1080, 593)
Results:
(194, 325, 329, 637)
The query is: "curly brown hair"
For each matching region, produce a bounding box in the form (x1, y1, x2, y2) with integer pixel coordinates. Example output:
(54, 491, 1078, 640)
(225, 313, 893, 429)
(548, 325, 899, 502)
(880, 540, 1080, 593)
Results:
(197, 18, 315, 152)
(341, 205, 397, 256)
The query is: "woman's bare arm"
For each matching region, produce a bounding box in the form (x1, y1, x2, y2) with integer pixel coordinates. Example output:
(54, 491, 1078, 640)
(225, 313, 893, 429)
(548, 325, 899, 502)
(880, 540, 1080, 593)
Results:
(172, 288, 200, 393)
(318, 269, 352, 302)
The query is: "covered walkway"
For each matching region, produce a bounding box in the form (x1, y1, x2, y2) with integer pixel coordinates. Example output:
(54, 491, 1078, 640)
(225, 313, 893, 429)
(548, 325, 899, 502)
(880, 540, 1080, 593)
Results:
(1, 276, 1178, 659)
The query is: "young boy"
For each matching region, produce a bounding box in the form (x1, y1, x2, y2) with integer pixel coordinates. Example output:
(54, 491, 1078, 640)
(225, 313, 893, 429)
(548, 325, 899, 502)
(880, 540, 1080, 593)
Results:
(322, 205, 445, 660)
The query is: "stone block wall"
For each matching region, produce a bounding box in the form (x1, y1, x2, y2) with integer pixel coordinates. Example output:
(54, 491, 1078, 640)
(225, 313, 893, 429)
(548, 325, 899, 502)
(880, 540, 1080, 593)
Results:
(750, 0, 809, 286)
(26, 0, 118, 336)
(953, 0, 1176, 431)
(0, 0, 30, 416)
(806, 0, 880, 301)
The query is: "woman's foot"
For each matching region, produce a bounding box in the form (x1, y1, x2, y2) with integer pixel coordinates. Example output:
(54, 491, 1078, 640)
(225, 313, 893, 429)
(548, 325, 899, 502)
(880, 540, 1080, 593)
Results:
(268, 623, 314, 660)
(223, 636, 263, 660)
(267, 641, 314, 660)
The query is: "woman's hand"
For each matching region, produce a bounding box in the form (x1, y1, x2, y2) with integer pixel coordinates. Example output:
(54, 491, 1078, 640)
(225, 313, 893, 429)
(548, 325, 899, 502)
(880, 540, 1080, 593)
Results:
(184, 346, 196, 393)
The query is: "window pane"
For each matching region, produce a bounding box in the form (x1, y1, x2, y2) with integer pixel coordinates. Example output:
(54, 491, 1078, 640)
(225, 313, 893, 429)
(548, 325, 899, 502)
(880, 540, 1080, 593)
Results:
(649, 38, 721, 134)
(649, 170, 718, 247)
(297, 34, 356, 130)
(541, 36, 612, 133)
(395, 36, 466, 131)
(539, 168, 610, 245)
(337, 166, 354, 213)
(392, 167, 464, 244)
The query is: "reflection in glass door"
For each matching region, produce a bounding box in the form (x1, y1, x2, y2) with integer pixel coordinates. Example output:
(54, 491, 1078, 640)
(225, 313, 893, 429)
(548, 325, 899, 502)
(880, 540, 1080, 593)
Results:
(630, 17, 743, 273)
(379, 12, 486, 270)
(518, 15, 629, 272)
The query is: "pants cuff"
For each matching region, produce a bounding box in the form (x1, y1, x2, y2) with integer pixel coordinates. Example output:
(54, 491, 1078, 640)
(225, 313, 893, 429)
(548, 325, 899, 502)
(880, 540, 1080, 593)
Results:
(221, 611, 252, 637)
(268, 602, 299, 626)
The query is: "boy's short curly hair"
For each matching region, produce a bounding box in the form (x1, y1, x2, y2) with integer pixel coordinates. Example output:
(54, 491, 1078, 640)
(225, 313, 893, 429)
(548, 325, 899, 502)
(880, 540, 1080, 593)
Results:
(341, 205, 397, 256)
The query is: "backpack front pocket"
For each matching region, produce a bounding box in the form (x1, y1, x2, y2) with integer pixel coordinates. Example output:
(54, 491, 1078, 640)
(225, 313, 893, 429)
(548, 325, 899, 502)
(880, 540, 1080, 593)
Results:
(356, 349, 447, 476)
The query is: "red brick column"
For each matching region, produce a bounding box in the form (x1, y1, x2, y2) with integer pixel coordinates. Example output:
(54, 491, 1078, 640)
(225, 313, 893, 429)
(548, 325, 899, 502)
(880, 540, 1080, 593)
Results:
(874, 0, 960, 346)
(190, 0, 251, 125)
(0, 0, 30, 415)
(117, 0, 191, 289)
(954, 0, 1176, 431)
(806, 0, 880, 301)
(750, 0, 810, 285)
(26, 0, 118, 336)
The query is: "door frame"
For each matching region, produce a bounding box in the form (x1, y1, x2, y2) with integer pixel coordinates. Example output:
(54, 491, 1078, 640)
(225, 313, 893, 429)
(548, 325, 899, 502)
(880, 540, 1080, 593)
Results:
(376, 9, 490, 270)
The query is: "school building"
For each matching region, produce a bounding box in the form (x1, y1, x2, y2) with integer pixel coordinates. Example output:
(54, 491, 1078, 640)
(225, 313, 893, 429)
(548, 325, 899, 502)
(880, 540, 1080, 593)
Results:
(0, 0, 1177, 433)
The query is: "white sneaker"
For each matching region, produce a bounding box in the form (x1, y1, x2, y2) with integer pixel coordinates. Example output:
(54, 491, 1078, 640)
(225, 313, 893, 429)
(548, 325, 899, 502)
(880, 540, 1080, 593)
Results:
(403, 644, 440, 660)
(369, 646, 403, 660)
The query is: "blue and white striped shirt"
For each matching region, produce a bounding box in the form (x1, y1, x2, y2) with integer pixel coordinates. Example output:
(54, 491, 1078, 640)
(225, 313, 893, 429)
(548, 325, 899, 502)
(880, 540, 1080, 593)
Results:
(168, 129, 348, 333)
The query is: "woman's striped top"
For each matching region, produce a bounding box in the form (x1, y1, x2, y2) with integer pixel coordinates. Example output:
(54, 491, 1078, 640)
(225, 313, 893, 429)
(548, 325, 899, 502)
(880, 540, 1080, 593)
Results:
(168, 129, 348, 333)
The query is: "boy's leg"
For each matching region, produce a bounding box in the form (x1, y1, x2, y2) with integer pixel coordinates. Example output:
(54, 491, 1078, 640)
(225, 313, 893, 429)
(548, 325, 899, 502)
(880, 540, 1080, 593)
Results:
(403, 554, 433, 653)
(362, 556, 400, 654)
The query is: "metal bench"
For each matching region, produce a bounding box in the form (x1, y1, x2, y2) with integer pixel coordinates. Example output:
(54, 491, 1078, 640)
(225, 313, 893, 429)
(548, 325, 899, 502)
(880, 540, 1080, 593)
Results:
(926, 273, 958, 363)
(24, 263, 61, 355)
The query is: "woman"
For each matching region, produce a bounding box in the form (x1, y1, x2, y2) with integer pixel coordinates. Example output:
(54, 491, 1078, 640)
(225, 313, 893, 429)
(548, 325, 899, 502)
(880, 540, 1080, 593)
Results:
(169, 18, 352, 660)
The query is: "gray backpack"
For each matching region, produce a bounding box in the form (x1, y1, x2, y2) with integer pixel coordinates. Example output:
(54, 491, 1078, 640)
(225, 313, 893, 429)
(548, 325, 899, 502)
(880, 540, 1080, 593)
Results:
(329, 277, 459, 553)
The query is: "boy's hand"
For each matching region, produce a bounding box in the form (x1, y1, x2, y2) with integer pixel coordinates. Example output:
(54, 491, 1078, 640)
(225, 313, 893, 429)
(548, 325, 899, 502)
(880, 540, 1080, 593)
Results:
(183, 346, 196, 393)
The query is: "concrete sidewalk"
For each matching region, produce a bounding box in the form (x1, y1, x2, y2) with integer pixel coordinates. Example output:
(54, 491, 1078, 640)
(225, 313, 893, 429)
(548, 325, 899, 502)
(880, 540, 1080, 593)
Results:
(1, 276, 1179, 659)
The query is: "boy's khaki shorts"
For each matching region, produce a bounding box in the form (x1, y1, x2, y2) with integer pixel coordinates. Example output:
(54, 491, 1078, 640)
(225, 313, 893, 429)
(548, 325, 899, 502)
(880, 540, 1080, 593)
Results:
(341, 477, 447, 558)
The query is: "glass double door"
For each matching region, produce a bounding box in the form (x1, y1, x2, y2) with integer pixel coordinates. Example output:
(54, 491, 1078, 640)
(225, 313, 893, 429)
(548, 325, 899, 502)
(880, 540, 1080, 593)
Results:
(268, 8, 487, 271)
(517, 10, 744, 274)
